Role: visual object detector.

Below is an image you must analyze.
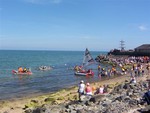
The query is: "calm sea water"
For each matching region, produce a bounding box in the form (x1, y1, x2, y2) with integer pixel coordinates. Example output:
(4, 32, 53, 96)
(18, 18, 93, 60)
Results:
(0, 50, 107, 100)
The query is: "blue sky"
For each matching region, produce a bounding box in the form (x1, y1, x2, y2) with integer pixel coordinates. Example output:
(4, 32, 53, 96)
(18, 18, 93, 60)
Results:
(0, 0, 150, 51)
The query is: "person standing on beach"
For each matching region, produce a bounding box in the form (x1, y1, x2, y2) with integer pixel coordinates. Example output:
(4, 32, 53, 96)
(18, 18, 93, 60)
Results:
(129, 68, 133, 77)
(107, 68, 111, 79)
(130, 76, 136, 84)
(85, 83, 92, 96)
(98, 64, 102, 79)
(78, 80, 85, 101)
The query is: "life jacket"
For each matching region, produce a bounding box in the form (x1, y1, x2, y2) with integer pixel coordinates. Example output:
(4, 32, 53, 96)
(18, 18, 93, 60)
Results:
(112, 67, 116, 72)
(24, 68, 27, 72)
(18, 67, 23, 72)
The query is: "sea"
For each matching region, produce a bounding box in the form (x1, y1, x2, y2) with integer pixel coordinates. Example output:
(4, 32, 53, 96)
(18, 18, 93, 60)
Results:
(0, 50, 107, 100)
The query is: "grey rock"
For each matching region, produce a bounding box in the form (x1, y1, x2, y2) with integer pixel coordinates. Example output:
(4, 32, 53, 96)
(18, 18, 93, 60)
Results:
(76, 109, 86, 113)
(24, 109, 33, 113)
(123, 83, 130, 90)
(139, 105, 150, 113)
(31, 100, 38, 103)
(89, 94, 106, 103)
(28, 80, 150, 113)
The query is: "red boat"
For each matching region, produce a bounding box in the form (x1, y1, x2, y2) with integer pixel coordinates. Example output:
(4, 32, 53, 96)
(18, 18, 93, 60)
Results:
(74, 48, 95, 76)
(12, 70, 32, 75)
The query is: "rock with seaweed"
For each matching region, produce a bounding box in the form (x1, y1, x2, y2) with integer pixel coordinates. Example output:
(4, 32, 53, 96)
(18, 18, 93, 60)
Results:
(25, 78, 150, 113)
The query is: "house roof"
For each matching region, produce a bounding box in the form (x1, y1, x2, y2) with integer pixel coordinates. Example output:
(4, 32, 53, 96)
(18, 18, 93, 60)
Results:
(135, 44, 150, 50)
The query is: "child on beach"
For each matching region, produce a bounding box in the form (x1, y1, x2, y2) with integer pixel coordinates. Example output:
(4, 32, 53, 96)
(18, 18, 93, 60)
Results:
(99, 85, 104, 94)
(94, 84, 108, 95)
(130, 76, 136, 84)
(103, 84, 108, 93)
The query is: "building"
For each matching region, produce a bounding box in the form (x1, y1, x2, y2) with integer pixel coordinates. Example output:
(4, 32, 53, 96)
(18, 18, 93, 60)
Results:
(108, 44, 150, 56)
(135, 44, 150, 53)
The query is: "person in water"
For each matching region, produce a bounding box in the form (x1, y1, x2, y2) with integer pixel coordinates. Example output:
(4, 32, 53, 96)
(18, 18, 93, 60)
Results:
(98, 64, 101, 71)
(18, 66, 23, 73)
(87, 69, 92, 74)
(23, 67, 27, 72)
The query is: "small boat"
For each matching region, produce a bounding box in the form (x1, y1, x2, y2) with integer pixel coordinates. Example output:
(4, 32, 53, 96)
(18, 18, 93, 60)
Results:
(74, 48, 95, 76)
(38, 66, 52, 71)
(74, 71, 94, 76)
(12, 70, 32, 75)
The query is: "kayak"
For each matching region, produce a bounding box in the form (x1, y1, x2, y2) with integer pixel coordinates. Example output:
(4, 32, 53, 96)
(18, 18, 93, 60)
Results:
(74, 71, 94, 76)
(12, 70, 32, 75)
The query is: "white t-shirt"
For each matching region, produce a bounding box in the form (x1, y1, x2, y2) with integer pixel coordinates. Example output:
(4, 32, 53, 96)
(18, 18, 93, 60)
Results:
(78, 83, 85, 93)
(99, 87, 104, 94)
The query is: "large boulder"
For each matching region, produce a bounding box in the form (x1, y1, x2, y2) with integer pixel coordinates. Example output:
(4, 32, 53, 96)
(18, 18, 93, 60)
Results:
(89, 94, 107, 103)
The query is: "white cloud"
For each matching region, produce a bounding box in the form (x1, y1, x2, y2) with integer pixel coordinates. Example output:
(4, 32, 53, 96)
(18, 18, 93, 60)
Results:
(138, 25, 147, 31)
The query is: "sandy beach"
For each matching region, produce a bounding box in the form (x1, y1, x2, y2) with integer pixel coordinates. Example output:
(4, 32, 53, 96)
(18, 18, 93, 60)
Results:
(0, 71, 149, 113)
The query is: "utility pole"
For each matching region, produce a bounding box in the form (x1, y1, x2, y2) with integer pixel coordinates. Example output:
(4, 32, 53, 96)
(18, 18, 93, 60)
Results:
(120, 40, 125, 51)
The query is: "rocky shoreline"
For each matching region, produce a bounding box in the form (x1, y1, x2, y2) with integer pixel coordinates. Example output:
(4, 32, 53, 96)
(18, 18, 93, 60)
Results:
(24, 75, 150, 113)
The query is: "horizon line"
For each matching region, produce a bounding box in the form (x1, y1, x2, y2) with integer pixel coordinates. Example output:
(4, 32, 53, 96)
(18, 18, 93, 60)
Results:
(0, 49, 109, 52)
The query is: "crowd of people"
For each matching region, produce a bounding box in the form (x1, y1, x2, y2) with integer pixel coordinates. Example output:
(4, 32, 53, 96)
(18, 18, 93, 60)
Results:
(97, 56, 150, 79)
(77, 56, 150, 103)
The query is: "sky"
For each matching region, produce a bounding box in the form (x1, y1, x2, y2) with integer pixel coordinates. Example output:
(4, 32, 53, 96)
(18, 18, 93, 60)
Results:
(0, 0, 150, 51)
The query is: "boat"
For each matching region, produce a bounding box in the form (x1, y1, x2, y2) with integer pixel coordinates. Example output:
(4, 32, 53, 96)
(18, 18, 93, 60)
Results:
(74, 71, 94, 76)
(74, 48, 95, 76)
(12, 70, 32, 75)
(38, 66, 52, 71)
